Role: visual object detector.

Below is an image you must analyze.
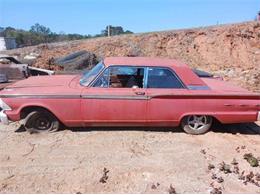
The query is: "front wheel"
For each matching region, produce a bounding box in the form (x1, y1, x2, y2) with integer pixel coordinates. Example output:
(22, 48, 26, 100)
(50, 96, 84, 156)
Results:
(24, 110, 60, 133)
(181, 115, 213, 135)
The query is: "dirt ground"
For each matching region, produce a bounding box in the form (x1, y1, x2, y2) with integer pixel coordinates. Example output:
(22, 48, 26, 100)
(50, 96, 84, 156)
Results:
(0, 122, 260, 193)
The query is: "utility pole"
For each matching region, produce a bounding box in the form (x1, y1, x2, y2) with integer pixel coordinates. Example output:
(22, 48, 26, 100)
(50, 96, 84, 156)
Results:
(108, 25, 111, 37)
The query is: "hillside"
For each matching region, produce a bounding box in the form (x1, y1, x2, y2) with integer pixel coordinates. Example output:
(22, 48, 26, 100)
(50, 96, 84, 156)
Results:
(2, 21, 260, 92)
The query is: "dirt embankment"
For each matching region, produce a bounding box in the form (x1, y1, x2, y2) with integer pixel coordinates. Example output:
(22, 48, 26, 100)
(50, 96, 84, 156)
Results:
(3, 21, 260, 92)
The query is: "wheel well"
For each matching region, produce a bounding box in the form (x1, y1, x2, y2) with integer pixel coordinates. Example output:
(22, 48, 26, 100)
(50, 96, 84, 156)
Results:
(180, 114, 220, 124)
(20, 106, 57, 120)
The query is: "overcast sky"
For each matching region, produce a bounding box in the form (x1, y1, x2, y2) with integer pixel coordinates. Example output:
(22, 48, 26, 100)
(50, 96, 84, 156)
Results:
(0, 0, 259, 35)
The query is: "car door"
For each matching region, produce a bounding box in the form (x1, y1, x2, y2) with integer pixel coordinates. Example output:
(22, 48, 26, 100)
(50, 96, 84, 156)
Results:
(146, 67, 188, 126)
(81, 66, 147, 126)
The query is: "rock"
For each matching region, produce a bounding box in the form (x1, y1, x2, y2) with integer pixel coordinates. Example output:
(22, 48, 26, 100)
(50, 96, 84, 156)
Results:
(208, 164, 215, 170)
(219, 162, 232, 174)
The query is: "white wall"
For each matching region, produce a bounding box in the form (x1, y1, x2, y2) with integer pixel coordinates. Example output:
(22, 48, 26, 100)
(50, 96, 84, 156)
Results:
(0, 37, 6, 51)
(0, 37, 17, 51)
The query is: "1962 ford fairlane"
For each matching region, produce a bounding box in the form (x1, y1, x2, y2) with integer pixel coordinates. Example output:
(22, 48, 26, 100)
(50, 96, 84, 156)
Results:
(0, 57, 259, 134)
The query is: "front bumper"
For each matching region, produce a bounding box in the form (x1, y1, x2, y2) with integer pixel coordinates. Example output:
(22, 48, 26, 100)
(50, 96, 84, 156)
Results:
(0, 110, 9, 125)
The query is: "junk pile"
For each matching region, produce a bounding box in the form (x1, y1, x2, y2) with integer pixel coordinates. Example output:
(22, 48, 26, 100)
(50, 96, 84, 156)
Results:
(0, 54, 54, 89)
(50, 50, 99, 72)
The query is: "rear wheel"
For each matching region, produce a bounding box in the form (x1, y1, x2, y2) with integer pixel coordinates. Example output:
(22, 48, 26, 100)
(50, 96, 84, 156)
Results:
(181, 115, 213, 135)
(24, 110, 60, 133)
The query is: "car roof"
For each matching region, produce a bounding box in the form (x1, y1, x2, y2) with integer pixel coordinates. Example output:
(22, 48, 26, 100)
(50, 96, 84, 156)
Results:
(103, 57, 207, 86)
(104, 57, 187, 68)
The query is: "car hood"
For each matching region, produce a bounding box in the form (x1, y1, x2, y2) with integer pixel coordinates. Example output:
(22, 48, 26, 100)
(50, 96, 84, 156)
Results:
(5, 75, 77, 89)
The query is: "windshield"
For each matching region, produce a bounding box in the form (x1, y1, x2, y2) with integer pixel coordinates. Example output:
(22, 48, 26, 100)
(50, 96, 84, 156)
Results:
(80, 62, 105, 86)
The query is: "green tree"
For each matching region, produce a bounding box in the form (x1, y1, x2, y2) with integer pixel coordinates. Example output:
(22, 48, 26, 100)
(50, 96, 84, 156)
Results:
(30, 23, 51, 35)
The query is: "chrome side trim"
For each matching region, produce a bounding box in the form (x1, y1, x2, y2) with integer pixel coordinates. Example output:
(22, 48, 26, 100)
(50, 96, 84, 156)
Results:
(150, 94, 260, 99)
(0, 95, 81, 99)
(81, 95, 148, 100)
(0, 93, 259, 100)
(5, 85, 63, 89)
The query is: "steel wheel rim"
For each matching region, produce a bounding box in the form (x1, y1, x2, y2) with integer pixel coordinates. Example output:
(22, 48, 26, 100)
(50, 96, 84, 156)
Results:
(34, 116, 51, 131)
(187, 115, 208, 131)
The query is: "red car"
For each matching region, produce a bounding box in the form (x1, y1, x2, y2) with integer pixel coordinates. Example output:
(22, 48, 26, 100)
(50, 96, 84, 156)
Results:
(0, 57, 259, 134)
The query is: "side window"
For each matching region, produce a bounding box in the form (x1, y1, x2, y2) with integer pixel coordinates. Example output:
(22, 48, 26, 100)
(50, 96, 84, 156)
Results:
(147, 68, 184, 88)
(93, 66, 145, 88)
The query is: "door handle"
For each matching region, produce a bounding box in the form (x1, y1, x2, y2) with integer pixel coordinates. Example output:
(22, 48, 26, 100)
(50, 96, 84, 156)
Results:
(135, 91, 145, 95)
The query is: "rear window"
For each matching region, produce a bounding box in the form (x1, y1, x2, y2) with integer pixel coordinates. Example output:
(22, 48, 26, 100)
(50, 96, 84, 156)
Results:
(147, 68, 184, 88)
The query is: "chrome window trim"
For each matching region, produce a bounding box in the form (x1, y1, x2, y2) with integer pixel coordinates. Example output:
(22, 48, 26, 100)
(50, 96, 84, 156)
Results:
(80, 61, 105, 87)
(143, 67, 149, 88)
(87, 65, 107, 87)
(88, 64, 187, 89)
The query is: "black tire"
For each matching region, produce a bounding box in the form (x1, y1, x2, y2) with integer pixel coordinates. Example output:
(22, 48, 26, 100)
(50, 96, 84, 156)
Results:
(24, 110, 60, 133)
(181, 115, 213, 135)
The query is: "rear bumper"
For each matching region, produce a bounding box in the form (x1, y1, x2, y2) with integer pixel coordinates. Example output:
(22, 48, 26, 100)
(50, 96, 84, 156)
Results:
(0, 110, 9, 125)
(258, 111, 260, 121)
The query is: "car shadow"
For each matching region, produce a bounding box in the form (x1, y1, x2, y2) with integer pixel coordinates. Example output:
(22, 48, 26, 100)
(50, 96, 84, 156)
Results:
(211, 122, 260, 135)
(67, 122, 260, 135)
(68, 126, 183, 133)
(14, 122, 260, 135)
